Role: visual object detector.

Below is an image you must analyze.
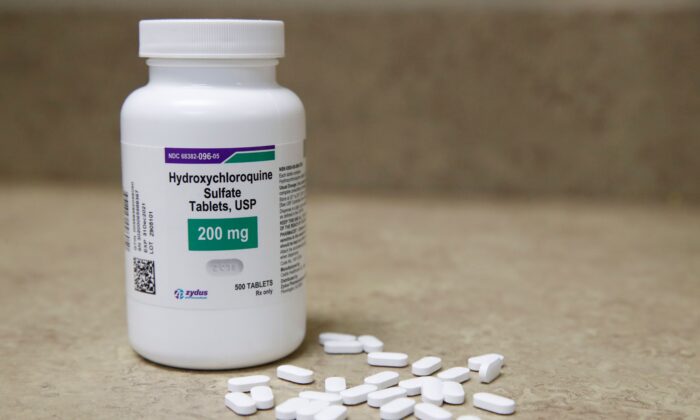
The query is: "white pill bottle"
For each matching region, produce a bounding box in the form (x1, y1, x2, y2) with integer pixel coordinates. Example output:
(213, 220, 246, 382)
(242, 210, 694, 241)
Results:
(121, 20, 306, 369)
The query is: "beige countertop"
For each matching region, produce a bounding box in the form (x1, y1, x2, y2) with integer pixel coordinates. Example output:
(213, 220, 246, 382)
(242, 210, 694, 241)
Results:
(1, 184, 698, 419)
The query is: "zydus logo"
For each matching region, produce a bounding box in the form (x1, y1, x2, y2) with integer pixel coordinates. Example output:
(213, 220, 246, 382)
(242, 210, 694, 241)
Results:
(174, 288, 208, 300)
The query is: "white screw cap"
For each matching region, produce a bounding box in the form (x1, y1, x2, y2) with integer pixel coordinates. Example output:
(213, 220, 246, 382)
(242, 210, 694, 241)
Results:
(139, 19, 284, 58)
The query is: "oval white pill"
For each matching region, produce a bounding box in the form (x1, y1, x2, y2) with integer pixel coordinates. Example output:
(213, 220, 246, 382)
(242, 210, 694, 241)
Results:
(364, 370, 400, 389)
(299, 391, 343, 405)
(314, 405, 348, 420)
(414, 402, 452, 420)
(324, 340, 364, 354)
(367, 352, 409, 367)
(227, 374, 270, 392)
(250, 385, 274, 410)
(319, 332, 356, 345)
(325, 377, 347, 393)
(478, 357, 502, 384)
(441, 381, 465, 405)
(437, 367, 470, 383)
(367, 386, 407, 408)
(457, 416, 482, 420)
(421, 377, 444, 406)
(398, 377, 429, 396)
(473, 392, 516, 415)
(339, 384, 378, 405)
(380, 397, 416, 420)
(297, 400, 330, 420)
(412, 356, 442, 376)
(277, 364, 314, 384)
(225, 392, 257, 416)
(276, 397, 309, 420)
(357, 335, 384, 352)
(467, 353, 504, 371)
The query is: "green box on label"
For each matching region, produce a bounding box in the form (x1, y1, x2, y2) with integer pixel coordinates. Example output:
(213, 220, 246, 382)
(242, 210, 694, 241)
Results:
(187, 217, 258, 251)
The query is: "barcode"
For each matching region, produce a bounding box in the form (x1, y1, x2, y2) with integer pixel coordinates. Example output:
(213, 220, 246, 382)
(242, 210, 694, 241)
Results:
(123, 191, 130, 251)
(134, 257, 155, 294)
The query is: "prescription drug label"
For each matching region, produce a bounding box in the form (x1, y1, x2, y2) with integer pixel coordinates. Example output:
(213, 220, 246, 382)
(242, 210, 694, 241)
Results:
(121, 142, 306, 310)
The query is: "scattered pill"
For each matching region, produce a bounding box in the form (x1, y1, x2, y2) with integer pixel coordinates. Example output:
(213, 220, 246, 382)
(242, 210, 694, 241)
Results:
(357, 335, 384, 352)
(276, 397, 309, 420)
(414, 402, 453, 420)
(437, 367, 470, 383)
(250, 385, 274, 410)
(325, 377, 347, 393)
(319, 332, 356, 345)
(473, 392, 516, 415)
(367, 386, 408, 408)
(412, 356, 442, 376)
(277, 364, 314, 384)
(398, 377, 429, 396)
(299, 391, 343, 405)
(339, 384, 378, 405)
(223, 336, 514, 420)
(225, 392, 257, 416)
(380, 397, 416, 420)
(324, 340, 364, 354)
(367, 352, 409, 367)
(364, 371, 400, 389)
(478, 357, 503, 384)
(297, 400, 331, 420)
(227, 374, 270, 392)
(314, 405, 348, 420)
(468, 354, 504, 371)
(441, 381, 465, 405)
(421, 377, 444, 406)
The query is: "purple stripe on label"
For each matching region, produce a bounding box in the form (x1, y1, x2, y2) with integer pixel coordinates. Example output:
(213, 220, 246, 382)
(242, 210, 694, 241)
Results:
(165, 146, 275, 164)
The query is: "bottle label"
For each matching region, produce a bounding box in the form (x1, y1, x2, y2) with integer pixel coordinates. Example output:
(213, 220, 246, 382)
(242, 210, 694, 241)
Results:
(121, 142, 306, 310)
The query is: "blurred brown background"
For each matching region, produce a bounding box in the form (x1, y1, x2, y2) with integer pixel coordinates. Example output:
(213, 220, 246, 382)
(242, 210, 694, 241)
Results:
(2, 0, 699, 199)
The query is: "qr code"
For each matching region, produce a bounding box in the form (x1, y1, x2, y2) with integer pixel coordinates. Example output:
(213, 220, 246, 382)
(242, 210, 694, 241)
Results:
(134, 257, 155, 294)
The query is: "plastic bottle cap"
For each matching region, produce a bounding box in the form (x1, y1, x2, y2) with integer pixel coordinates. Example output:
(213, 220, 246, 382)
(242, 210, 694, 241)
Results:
(139, 19, 284, 59)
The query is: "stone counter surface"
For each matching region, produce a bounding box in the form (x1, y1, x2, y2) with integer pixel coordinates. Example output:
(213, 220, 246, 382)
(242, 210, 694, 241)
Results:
(0, 185, 698, 419)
